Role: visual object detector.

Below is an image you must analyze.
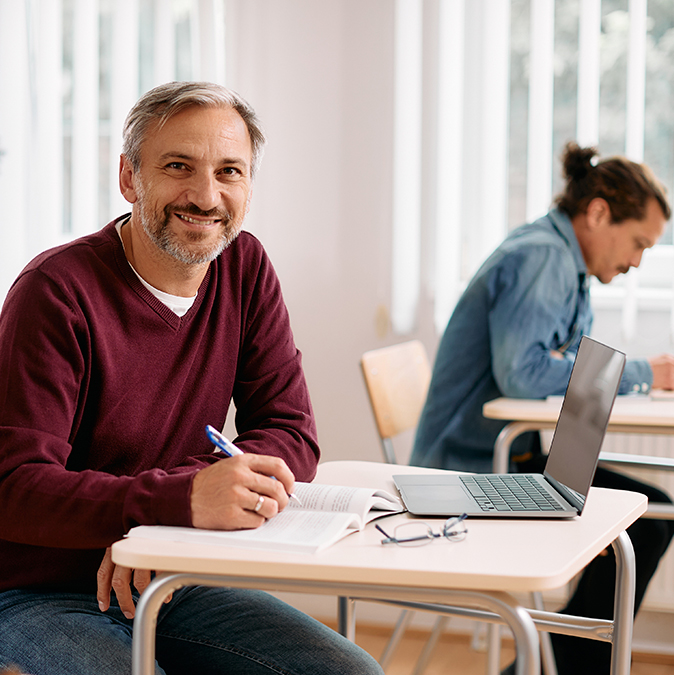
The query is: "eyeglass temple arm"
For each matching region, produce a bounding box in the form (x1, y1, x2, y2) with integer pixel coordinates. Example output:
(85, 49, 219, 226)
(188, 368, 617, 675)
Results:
(375, 523, 396, 543)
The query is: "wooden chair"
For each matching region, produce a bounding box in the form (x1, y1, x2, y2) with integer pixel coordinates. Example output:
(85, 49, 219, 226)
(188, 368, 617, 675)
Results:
(360, 340, 431, 466)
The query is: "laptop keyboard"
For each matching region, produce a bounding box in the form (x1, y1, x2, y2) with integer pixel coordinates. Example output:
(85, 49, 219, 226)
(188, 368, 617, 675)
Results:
(460, 474, 565, 512)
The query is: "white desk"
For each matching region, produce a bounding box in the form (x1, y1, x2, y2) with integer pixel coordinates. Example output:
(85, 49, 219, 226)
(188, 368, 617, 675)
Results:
(484, 396, 674, 471)
(112, 460, 646, 675)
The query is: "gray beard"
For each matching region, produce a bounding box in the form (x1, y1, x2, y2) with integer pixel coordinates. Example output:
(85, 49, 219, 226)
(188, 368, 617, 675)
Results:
(140, 204, 242, 265)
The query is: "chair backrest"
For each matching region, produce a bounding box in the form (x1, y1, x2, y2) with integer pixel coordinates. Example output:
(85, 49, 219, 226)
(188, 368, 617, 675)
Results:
(360, 340, 432, 464)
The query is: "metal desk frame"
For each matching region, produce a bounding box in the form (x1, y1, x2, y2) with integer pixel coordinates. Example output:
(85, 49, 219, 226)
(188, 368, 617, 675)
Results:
(129, 531, 635, 675)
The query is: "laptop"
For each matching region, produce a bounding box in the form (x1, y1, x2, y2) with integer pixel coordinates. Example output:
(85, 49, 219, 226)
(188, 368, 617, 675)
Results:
(393, 336, 626, 518)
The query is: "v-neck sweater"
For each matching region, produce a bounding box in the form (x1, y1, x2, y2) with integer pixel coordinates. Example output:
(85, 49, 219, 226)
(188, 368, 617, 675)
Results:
(0, 216, 319, 592)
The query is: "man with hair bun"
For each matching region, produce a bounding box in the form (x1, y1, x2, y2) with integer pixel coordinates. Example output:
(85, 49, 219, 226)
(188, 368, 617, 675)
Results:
(411, 141, 674, 674)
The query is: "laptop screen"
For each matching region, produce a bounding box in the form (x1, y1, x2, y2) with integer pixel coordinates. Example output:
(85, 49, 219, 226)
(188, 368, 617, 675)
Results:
(544, 336, 626, 506)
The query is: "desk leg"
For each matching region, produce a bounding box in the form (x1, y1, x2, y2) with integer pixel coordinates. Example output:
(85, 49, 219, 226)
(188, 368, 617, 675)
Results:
(611, 531, 636, 675)
(481, 592, 540, 675)
(132, 573, 188, 675)
(492, 422, 554, 473)
(374, 591, 541, 675)
(337, 596, 356, 641)
(486, 622, 502, 675)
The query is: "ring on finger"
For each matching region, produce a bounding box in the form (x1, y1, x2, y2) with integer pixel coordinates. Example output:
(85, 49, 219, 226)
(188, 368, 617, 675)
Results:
(254, 495, 265, 513)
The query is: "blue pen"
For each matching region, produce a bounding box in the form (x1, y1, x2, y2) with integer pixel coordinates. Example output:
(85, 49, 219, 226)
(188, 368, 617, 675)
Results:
(206, 424, 244, 456)
(205, 425, 302, 506)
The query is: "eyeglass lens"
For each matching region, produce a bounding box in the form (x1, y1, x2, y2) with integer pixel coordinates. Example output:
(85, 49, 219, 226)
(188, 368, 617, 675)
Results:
(391, 516, 467, 546)
(391, 522, 436, 546)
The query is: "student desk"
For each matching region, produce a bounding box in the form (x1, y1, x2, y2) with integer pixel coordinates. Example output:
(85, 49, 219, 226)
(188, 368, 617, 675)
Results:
(483, 396, 674, 520)
(111, 460, 646, 675)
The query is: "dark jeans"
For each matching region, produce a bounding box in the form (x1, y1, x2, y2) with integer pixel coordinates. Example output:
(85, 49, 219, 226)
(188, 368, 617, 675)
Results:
(515, 453, 674, 675)
(0, 585, 383, 675)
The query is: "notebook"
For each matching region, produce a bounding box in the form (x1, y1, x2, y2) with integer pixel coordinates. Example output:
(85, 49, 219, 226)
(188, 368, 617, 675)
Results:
(393, 336, 626, 518)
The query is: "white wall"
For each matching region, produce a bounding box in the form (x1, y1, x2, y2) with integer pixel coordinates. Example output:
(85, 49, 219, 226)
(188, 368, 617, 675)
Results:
(224, 0, 439, 466)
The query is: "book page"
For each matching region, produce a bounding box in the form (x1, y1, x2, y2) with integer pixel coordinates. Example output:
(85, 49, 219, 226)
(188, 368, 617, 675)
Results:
(234, 509, 360, 550)
(288, 483, 403, 525)
(128, 509, 361, 554)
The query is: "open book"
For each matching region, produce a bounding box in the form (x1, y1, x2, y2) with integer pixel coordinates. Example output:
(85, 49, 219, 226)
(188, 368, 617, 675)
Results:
(126, 482, 404, 554)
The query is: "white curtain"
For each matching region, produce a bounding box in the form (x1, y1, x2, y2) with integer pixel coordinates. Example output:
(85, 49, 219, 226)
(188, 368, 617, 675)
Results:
(0, 0, 227, 304)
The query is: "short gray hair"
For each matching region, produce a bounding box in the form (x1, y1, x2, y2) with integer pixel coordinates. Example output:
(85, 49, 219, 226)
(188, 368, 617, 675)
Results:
(122, 81, 266, 177)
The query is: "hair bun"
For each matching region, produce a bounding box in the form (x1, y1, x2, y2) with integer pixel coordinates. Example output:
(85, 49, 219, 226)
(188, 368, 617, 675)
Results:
(561, 141, 598, 181)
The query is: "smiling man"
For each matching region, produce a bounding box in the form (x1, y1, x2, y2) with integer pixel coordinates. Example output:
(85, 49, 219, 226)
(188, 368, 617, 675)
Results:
(411, 142, 674, 675)
(0, 82, 383, 675)
(120, 104, 254, 283)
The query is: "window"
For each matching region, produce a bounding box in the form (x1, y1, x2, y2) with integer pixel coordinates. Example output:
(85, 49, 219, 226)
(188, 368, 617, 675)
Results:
(391, 0, 674, 336)
(0, 0, 226, 304)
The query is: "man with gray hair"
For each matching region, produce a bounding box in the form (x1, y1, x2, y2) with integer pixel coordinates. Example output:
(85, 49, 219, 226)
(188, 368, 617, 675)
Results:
(0, 81, 383, 675)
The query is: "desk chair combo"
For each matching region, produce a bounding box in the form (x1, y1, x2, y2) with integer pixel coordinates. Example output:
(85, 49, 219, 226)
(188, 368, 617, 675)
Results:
(360, 340, 557, 675)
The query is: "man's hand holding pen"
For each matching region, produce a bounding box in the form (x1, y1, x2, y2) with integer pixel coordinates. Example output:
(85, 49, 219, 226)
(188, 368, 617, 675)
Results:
(205, 425, 302, 506)
(190, 452, 295, 529)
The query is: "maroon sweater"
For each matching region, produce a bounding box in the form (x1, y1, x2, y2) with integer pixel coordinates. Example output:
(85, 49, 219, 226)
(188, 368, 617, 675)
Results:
(0, 217, 319, 592)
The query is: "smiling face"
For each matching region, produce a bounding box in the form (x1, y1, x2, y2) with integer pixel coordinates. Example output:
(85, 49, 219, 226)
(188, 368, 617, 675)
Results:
(575, 197, 667, 284)
(120, 105, 253, 267)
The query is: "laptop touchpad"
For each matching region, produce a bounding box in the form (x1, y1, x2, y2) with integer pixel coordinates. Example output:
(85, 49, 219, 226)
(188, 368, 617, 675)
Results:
(402, 485, 467, 505)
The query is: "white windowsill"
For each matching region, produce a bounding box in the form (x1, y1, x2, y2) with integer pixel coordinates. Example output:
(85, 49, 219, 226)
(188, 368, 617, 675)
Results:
(591, 285, 674, 311)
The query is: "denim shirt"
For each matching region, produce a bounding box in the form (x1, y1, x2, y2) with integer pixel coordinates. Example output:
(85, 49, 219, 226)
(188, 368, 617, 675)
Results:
(410, 208, 653, 473)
